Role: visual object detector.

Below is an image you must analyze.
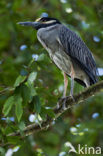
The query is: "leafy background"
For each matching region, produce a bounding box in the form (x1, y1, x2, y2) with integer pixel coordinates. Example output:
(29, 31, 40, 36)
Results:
(0, 0, 103, 155)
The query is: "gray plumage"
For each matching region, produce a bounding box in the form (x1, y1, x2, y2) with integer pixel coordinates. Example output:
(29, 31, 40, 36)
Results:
(37, 24, 97, 87)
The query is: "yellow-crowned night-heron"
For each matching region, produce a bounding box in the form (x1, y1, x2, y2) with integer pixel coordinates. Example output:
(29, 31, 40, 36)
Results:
(18, 17, 98, 98)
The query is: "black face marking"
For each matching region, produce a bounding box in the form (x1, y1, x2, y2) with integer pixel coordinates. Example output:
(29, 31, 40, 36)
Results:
(38, 17, 61, 23)
(34, 17, 61, 30)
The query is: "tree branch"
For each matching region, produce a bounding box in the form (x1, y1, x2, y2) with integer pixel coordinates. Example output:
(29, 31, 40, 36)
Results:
(8, 80, 103, 137)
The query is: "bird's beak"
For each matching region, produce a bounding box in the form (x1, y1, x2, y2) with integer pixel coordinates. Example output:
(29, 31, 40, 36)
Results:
(17, 21, 40, 29)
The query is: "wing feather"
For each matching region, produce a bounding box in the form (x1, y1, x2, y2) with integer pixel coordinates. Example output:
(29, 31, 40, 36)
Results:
(58, 25, 98, 84)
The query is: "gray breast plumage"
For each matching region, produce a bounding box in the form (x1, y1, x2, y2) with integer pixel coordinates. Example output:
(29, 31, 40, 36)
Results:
(37, 24, 72, 73)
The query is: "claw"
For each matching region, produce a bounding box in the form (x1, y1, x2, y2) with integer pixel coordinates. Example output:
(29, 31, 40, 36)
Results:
(70, 94, 75, 102)
(62, 99, 67, 110)
(57, 97, 67, 110)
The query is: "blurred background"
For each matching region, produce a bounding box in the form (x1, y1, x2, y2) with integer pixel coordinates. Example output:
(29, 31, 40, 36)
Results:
(0, 0, 103, 155)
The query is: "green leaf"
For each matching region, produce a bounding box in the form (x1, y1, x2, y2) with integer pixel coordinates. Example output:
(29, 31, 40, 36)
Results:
(33, 96, 41, 113)
(3, 96, 14, 116)
(29, 84, 37, 97)
(27, 72, 37, 84)
(14, 75, 26, 87)
(18, 121, 26, 136)
(7, 136, 21, 145)
(0, 147, 5, 155)
(40, 107, 47, 120)
(37, 53, 45, 61)
(46, 108, 55, 118)
(40, 107, 55, 118)
(25, 83, 37, 103)
(18, 121, 25, 131)
(21, 84, 31, 104)
(15, 95, 23, 122)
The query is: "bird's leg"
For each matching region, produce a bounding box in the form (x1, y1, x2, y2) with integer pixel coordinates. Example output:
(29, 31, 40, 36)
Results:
(63, 72, 68, 97)
(70, 65, 75, 101)
(58, 72, 68, 110)
(70, 77, 74, 98)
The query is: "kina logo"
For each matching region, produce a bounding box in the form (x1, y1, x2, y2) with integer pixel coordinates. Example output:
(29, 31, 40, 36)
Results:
(64, 142, 101, 155)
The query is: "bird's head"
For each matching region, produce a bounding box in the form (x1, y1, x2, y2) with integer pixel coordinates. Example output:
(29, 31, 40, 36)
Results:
(18, 17, 61, 30)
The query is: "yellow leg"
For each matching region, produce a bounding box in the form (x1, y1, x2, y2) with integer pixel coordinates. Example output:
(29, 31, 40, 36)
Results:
(63, 72, 68, 97)
(70, 65, 75, 99)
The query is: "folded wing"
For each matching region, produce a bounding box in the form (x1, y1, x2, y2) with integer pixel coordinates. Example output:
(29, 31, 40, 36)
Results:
(58, 25, 98, 85)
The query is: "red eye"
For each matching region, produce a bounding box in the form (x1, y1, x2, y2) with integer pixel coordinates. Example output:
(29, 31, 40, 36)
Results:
(41, 18, 47, 22)
(42, 19, 46, 22)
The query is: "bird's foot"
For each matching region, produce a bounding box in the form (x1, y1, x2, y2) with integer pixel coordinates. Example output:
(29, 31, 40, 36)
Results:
(57, 94, 75, 111)
(57, 101, 60, 109)
(69, 94, 75, 102)
(61, 95, 75, 110)
(57, 97, 62, 109)
(61, 95, 68, 110)
(57, 96, 67, 110)
(61, 97, 67, 110)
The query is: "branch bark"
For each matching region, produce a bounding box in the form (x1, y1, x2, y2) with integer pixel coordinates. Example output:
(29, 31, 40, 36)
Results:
(8, 80, 103, 137)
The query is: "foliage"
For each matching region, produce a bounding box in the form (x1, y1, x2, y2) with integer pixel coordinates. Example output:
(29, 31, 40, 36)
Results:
(0, 0, 103, 155)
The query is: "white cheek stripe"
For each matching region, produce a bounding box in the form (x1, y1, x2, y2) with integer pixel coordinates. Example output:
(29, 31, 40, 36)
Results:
(43, 20, 56, 24)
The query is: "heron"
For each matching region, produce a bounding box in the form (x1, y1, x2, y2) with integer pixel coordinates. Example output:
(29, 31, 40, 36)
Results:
(18, 17, 98, 99)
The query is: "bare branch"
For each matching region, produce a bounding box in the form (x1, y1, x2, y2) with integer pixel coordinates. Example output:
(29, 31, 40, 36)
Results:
(8, 80, 103, 137)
